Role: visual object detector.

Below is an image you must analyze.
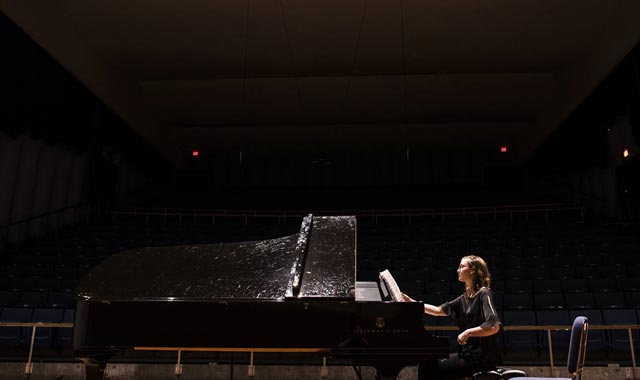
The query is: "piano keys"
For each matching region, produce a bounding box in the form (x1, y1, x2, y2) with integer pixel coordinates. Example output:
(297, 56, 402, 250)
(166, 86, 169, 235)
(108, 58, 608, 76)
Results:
(73, 215, 449, 379)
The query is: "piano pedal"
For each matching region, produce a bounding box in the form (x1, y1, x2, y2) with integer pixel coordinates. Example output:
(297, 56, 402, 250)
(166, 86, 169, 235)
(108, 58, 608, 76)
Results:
(321, 357, 329, 378)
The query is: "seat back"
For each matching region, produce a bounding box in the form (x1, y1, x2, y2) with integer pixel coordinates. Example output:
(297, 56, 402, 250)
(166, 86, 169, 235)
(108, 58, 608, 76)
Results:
(567, 316, 589, 380)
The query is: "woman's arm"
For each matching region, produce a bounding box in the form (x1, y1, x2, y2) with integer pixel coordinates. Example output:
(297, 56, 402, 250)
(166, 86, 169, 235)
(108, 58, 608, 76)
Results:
(401, 293, 447, 316)
(457, 289, 501, 345)
(423, 303, 447, 316)
(457, 324, 500, 345)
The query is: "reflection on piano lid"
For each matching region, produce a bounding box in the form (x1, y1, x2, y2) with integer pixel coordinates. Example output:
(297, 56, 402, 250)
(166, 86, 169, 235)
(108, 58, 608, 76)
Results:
(75, 215, 356, 301)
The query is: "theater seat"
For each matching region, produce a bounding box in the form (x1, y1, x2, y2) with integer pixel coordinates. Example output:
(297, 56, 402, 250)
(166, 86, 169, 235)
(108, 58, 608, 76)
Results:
(502, 310, 538, 356)
(31, 308, 64, 348)
(510, 316, 589, 380)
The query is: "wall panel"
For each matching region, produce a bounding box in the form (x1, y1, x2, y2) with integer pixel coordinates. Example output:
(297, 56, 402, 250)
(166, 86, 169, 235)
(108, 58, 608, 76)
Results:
(8, 137, 42, 245)
(31, 143, 56, 239)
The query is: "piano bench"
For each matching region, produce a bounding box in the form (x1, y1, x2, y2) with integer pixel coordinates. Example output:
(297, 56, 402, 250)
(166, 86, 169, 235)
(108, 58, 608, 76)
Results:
(472, 367, 528, 380)
(471, 370, 501, 380)
(496, 368, 528, 379)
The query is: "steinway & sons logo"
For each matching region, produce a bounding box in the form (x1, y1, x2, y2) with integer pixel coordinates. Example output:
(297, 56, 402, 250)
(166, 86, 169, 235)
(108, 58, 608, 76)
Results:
(355, 317, 409, 334)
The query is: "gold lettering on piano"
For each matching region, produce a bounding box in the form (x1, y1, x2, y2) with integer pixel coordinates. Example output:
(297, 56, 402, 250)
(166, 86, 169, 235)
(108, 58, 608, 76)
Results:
(355, 328, 410, 334)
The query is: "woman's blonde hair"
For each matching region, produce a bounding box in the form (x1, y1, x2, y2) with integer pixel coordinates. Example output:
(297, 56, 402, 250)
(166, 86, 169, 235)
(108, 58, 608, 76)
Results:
(462, 255, 491, 296)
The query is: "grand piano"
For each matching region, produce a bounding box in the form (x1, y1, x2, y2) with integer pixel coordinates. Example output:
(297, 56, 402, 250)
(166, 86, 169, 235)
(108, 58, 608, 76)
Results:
(73, 215, 449, 379)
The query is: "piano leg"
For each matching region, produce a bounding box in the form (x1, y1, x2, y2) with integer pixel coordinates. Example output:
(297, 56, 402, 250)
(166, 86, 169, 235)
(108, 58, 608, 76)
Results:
(375, 366, 405, 380)
(351, 363, 405, 380)
(417, 360, 440, 380)
(83, 361, 107, 380)
(351, 364, 365, 380)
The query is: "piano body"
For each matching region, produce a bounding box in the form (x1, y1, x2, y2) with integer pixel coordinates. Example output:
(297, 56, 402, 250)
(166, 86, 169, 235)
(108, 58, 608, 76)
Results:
(73, 215, 449, 379)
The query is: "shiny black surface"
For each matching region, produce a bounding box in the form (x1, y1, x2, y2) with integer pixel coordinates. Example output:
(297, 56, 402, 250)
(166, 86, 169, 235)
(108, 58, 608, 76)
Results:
(73, 216, 448, 379)
(76, 216, 355, 301)
(73, 299, 355, 348)
(76, 235, 299, 300)
(298, 216, 356, 299)
(73, 297, 448, 352)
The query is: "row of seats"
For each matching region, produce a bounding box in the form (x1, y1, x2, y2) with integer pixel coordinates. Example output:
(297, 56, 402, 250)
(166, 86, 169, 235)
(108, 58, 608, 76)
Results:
(502, 308, 638, 358)
(7, 220, 635, 260)
(361, 248, 636, 262)
(0, 276, 78, 293)
(35, 223, 299, 250)
(361, 264, 640, 282)
(2, 264, 86, 279)
(2, 260, 635, 288)
(30, 219, 634, 255)
(362, 258, 638, 274)
(417, 292, 640, 311)
(358, 240, 636, 255)
(0, 307, 75, 348)
(490, 278, 638, 294)
(395, 278, 640, 295)
(0, 291, 75, 308)
(360, 269, 639, 292)
(4, 254, 634, 286)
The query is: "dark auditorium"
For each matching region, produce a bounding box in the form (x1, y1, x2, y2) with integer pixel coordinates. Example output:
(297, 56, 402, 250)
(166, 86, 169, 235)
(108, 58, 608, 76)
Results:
(2, 2, 640, 380)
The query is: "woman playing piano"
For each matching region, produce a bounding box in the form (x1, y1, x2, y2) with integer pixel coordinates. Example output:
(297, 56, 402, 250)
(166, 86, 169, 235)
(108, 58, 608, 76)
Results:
(401, 255, 501, 380)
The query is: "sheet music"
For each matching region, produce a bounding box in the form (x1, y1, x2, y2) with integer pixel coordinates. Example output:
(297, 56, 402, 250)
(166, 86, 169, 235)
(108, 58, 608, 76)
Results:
(379, 269, 402, 302)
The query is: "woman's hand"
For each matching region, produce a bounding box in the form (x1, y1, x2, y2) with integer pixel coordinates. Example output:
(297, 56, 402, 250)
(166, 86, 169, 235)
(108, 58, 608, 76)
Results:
(400, 293, 414, 302)
(457, 330, 471, 345)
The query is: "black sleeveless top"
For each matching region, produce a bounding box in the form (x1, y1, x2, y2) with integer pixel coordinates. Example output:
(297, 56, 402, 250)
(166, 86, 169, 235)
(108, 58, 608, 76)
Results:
(439, 287, 501, 365)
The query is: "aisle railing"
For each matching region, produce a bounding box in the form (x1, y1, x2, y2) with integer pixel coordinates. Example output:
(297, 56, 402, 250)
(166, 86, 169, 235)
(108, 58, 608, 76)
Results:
(1, 322, 636, 377)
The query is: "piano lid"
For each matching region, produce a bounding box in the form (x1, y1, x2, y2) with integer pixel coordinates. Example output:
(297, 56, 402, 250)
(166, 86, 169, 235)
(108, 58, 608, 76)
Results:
(295, 215, 356, 299)
(75, 216, 356, 302)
